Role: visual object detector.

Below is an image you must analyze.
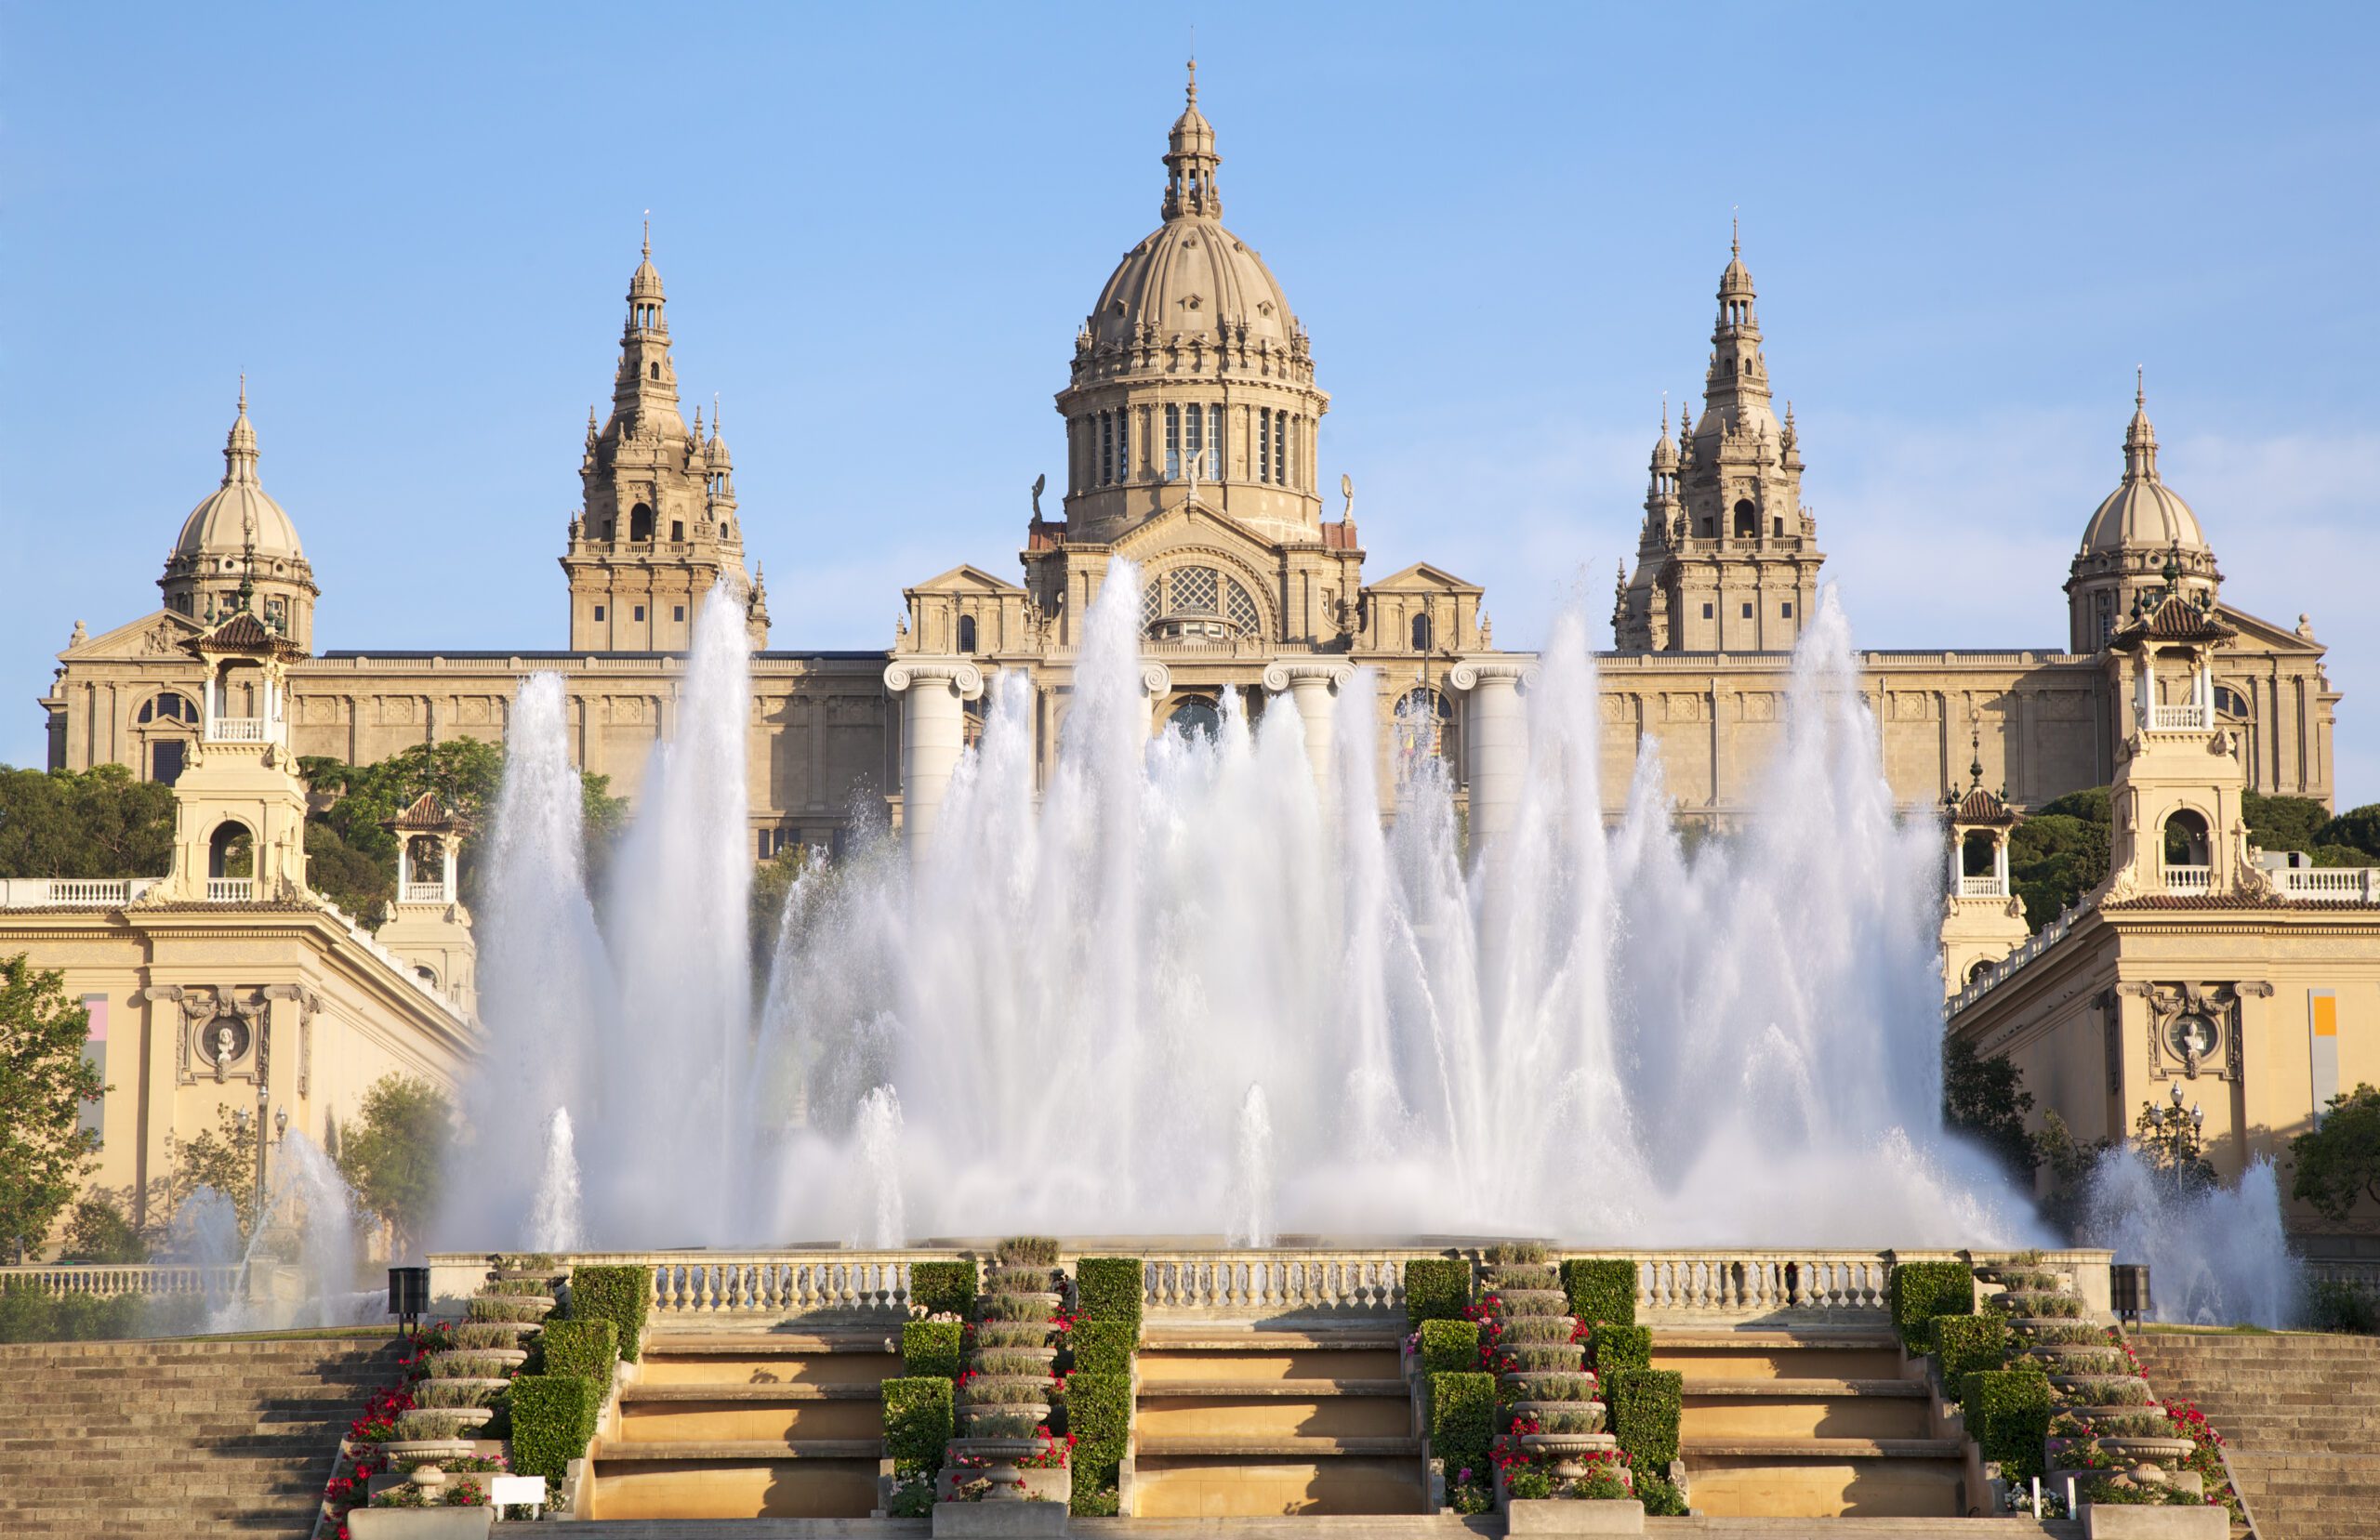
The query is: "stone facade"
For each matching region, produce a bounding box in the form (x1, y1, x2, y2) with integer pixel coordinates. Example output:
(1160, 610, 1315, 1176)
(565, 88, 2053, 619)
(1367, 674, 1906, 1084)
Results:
(35, 71, 2340, 857)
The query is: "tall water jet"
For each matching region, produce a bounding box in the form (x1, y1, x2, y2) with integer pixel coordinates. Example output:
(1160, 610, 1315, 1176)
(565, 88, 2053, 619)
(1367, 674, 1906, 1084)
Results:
(853, 1087, 906, 1250)
(528, 1107, 585, 1254)
(1229, 1085, 1275, 1247)
(207, 1133, 373, 1332)
(2084, 1148, 2300, 1327)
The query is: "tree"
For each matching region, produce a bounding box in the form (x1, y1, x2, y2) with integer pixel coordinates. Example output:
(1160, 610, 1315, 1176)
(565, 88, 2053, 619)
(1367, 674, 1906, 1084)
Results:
(2242, 791, 2333, 855)
(58, 1189, 145, 1263)
(2032, 1111, 2114, 1240)
(2317, 804, 2380, 862)
(2007, 791, 2110, 934)
(1942, 1035, 2038, 1184)
(169, 1100, 260, 1238)
(0, 954, 106, 1251)
(0, 764, 174, 879)
(337, 1073, 452, 1256)
(2291, 1083, 2380, 1224)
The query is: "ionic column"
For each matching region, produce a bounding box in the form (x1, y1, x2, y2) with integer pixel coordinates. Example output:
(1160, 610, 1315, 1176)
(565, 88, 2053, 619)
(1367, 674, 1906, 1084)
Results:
(1263, 660, 1353, 803)
(1139, 663, 1171, 741)
(882, 658, 984, 856)
(1449, 658, 1536, 850)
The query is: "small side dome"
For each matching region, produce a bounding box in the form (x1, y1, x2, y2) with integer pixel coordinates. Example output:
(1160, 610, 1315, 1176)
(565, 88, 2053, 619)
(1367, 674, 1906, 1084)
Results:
(173, 385, 305, 563)
(2078, 378, 2209, 557)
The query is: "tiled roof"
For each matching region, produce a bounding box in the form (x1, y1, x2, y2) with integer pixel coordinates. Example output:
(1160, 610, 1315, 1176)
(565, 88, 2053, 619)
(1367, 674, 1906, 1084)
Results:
(2111, 592, 2235, 650)
(386, 792, 463, 832)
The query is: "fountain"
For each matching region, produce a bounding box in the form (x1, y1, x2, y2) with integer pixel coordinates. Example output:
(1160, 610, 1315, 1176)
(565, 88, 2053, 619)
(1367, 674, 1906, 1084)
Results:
(2084, 1147, 2300, 1327)
(527, 1107, 584, 1254)
(453, 568, 2046, 1247)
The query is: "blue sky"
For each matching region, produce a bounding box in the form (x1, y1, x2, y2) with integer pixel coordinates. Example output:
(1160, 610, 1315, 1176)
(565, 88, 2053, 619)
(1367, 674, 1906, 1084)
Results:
(5, 3, 2375, 803)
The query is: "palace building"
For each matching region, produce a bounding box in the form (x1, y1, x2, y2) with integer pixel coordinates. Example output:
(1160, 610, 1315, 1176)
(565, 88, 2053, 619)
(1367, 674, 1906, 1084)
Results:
(35, 69, 2341, 857)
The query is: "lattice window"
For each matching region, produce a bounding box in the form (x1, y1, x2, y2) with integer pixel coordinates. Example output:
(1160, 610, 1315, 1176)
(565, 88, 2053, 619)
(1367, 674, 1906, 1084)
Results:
(1170, 566, 1220, 615)
(1141, 579, 1164, 630)
(1226, 580, 1259, 634)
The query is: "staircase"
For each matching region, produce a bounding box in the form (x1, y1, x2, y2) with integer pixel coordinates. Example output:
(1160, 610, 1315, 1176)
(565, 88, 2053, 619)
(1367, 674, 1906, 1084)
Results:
(1659, 1328, 1968, 1518)
(585, 1330, 898, 1520)
(0, 1334, 401, 1539)
(2129, 1328, 2380, 1540)
(1130, 1325, 1426, 1516)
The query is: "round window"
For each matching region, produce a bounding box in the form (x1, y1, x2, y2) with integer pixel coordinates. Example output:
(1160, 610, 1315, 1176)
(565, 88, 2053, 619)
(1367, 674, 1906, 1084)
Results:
(2169, 1013, 2218, 1060)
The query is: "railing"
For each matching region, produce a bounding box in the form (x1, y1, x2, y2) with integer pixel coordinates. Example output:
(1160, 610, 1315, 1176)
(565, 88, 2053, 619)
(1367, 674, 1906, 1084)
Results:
(206, 877, 255, 902)
(399, 881, 449, 905)
(206, 717, 268, 742)
(2306, 1259, 2380, 1294)
(1141, 1250, 1424, 1314)
(2163, 864, 2213, 893)
(0, 1264, 244, 1298)
(2278, 867, 2380, 902)
(1958, 875, 2008, 899)
(2148, 704, 2211, 731)
(0, 877, 163, 908)
(1948, 900, 2090, 1018)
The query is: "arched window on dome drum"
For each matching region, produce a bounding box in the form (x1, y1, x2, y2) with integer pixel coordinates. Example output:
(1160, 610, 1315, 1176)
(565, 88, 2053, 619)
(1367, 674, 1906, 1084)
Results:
(1205, 403, 1223, 480)
(1183, 402, 1204, 480)
(1394, 686, 1456, 772)
(957, 614, 977, 654)
(1164, 405, 1181, 480)
(1166, 695, 1222, 742)
(1733, 500, 1757, 539)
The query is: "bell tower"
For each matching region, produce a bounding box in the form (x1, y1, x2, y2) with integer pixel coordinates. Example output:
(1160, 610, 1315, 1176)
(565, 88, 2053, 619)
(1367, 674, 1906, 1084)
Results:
(160, 610, 312, 902)
(561, 226, 764, 651)
(1939, 730, 2031, 997)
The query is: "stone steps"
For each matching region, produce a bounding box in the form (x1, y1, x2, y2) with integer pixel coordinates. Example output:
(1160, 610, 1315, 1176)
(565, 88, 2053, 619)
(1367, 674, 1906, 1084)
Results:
(1138, 1377, 1407, 1398)
(593, 1438, 883, 1459)
(1134, 1435, 1424, 1457)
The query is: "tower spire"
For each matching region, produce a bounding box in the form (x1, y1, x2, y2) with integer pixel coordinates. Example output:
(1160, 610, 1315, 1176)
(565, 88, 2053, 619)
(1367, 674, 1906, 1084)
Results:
(222, 376, 260, 485)
(1161, 58, 1222, 221)
(2123, 364, 2160, 482)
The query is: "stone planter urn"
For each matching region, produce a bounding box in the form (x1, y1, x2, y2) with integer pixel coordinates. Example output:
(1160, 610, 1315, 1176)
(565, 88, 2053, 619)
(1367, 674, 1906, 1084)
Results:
(1516, 1430, 1620, 1478)
(942, 1435, 1049, 1501)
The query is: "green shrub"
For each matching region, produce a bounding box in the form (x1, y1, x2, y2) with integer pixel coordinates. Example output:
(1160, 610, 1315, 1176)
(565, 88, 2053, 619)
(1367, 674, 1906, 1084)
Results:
(882, 1377, 954, 1479)
(975, 1349, 1053, 1376)
(1591, 1323, 1651, 1377)
(977, 1292, 1051, 1322)
(1960, 1368, 2051, 1481)
(1064, 1372, 1130, 1515)
(1606, 1368, 1683, 1468)
(997, 1236, 1060, 1267)
(972, 1320, 1051, 1349)
(427, 1354, 512, 1379)
(1404, 1258, 1472, 1325)
(1073, 1257, 1143, 1324)
(1507, 1373, 1598, 1402)
(1067, 1317, 1135, 1376)
(985, 1266, 1059, 1294)
(1497, 1344, 1582, 1373)
(2060, 1375, 2151, 1406)
(1890, 1260, 1974, 1350)
(1419, 1318, 1480, 1374)
(1487, 1241, 1550, 1265)
(540, 1319, 618, 1387)
(902, 1320, 963, 1378)
(562, 1265, 652, 1362)
(466, 1296, 548, 1324)
(1427, 1371, 1495, 1477)
(509, 1375, 601, 1483)
(0, 1283, 147, 1343)
(483, 1279, 555, 1297)
(452, 1323, 528, 1350)
(1483, 1263, 1560, 1291)
(908, 1260, 978, 1318)
(1499, 1315, 1576, 1344)
(1560, 1258, 1637, 1329)
(2307, 1279, 2380, 1336)
(1932, 1313, 2008, 1382)
(1635, 1468, 1687, 1517)
(885, 1479, 936, 1518)
(958, 1377, 1052, 1405)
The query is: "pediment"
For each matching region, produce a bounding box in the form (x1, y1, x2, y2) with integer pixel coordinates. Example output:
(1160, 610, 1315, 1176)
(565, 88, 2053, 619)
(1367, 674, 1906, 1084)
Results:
(1364, 561, 1481, 595)
(906, 564, 1025, 597)
(1111, 501, 1277, 563)
(2217, 601, 2323, 655)
(64, 609, 206, 662)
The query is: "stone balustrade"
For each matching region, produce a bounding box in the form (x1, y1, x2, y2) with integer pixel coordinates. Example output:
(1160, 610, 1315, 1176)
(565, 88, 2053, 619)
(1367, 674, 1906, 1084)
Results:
(1958, 875, 2007, 899)
(0, 1263, 244, 1298)
(425, 1245, 2113, 1325)
(2279, 866, 2380, 902)
(206, 716, 269, 742)
(0, 877, 164, 908)
(2163, 863, 2213, 893)
(206, 877, 255, 902)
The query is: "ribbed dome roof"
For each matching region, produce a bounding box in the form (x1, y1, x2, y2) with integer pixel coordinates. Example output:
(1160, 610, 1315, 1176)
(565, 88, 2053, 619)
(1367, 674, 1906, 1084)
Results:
(2079, 381, 2208, 557)
(173, 386, 305, 563)
(1088, 219, 1299, 353)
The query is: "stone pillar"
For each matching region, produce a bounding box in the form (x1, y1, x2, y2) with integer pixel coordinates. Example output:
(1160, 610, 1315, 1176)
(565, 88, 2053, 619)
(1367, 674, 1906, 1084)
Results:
(882, 658, 983, 856)
(1139, 663, 1171, 742)
(1449, 658, 1535, 851)
(1262, 660, 1353, 803)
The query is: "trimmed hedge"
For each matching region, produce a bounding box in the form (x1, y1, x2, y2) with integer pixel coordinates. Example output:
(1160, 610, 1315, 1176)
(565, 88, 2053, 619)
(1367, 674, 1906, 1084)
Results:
(1560, 1258, 1637, 1330)
(882, 1376, 954, 1479)
(1404, 1258, 1472, 1326)
(1064, 1371, 1131, 1514)
(1426, 1371, 1496, 1481)
(1606, 1368, 1683, 1468)
(1960, 1368, 2051, 1481)
(1068, 1317, 1135, 1377)
(1419, 1318, 1480, 1375)
(540, 1318, 618, 1388)
(1890, 1260, 1974, 1352)
(908, 1260, 979, 1319)
(1932, 1312, 2009, 1383)
(564, 1264, 653, 1363)
(1074, 1257, 1143, 1324)
(509, 1375, 602, 1483)
(0, 1283, 159, 1342)
(1591, 1323, 1652, 1378)
(902, 1320, 963, 1379)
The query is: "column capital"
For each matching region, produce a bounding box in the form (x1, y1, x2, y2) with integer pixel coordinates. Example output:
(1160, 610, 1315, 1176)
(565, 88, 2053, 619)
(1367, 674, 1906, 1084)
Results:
(1261, 659, 1354, 692)
(882, 657, 985, 701)
(1448, 655, 1540, 691)
(1139, 662, 1172, 699)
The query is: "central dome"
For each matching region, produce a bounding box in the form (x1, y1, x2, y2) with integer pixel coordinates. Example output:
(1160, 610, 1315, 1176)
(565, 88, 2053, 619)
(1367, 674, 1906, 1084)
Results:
(1087, 219, 1299, 355)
